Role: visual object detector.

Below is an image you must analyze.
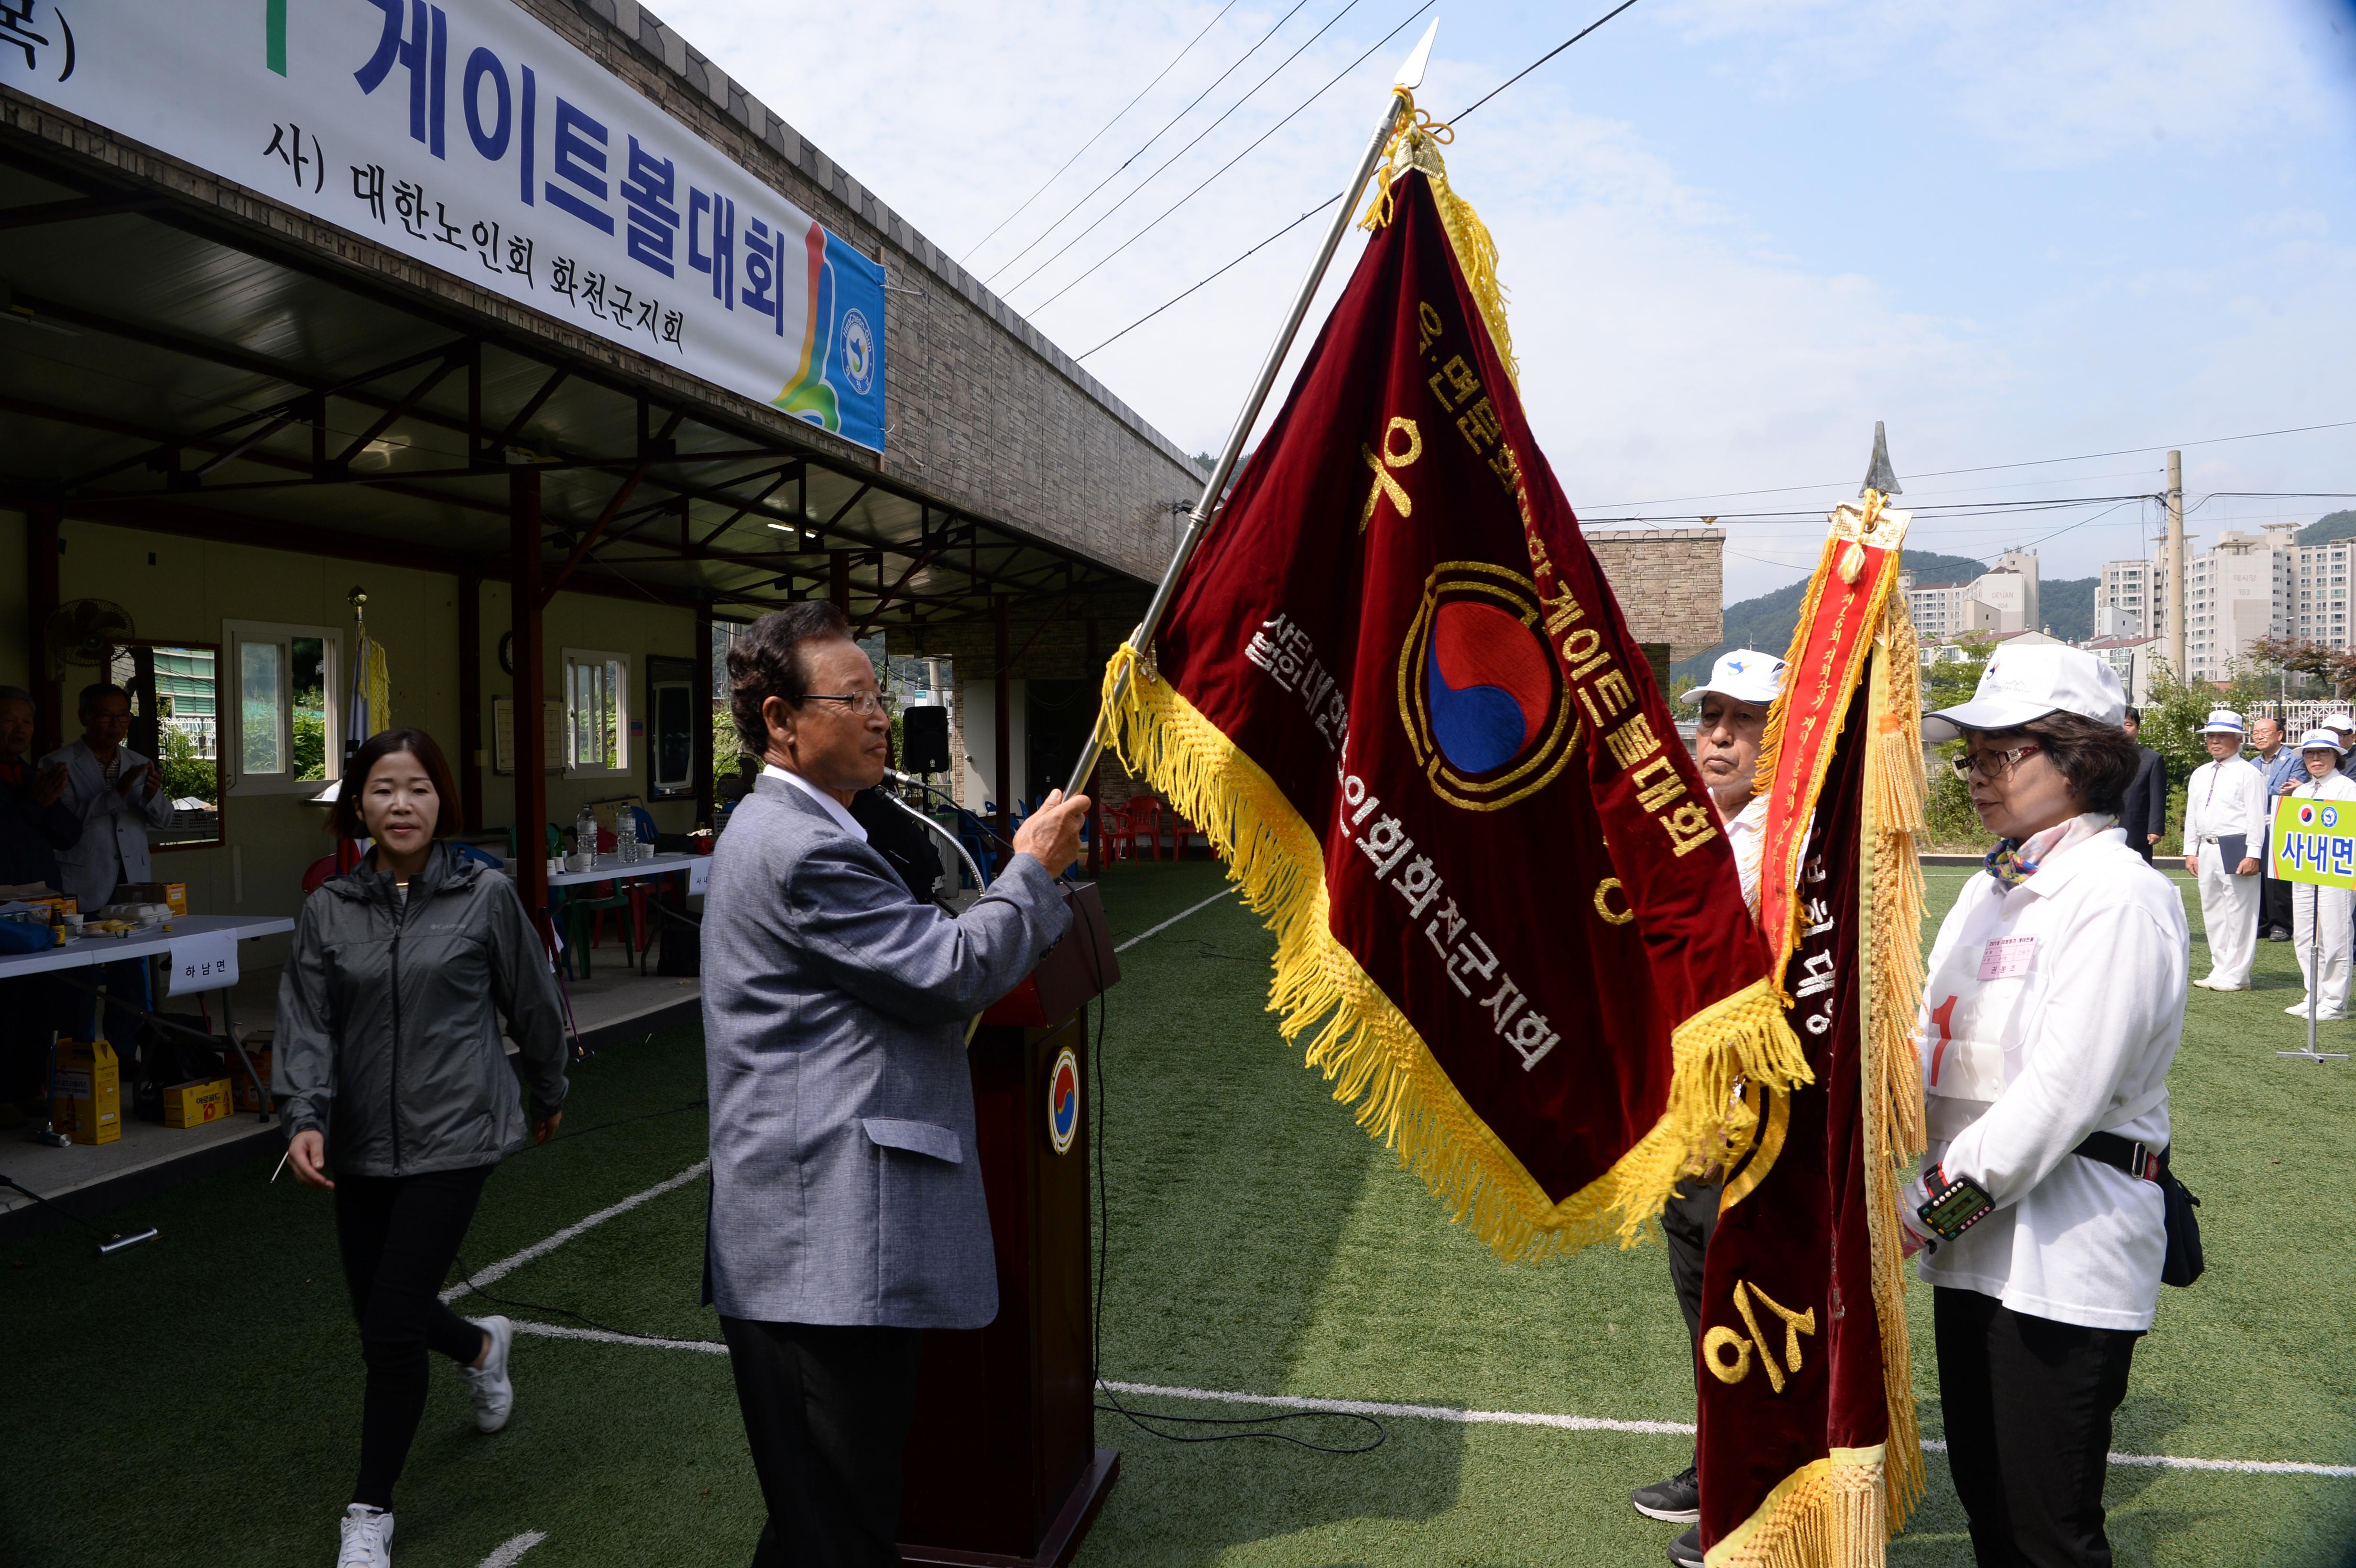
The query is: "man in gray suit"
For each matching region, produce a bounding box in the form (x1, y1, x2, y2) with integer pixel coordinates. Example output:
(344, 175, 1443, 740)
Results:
(702, 603, 1088, 1568)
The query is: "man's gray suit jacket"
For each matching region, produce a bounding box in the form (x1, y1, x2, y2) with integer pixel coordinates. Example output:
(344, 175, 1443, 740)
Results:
(701, 775, 1072, 1329)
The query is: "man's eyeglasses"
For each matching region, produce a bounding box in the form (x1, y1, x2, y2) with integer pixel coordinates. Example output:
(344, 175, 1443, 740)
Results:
(1950, 743, 2040, 780)
(800, 691, 886, 718)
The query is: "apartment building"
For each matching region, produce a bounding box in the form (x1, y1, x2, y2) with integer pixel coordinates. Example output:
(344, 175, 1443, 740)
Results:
(1900, 548, 2042, 638)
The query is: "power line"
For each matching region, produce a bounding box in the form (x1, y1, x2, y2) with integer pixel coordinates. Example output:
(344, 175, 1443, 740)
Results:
(982, 0, 1315, 286)
(1076, 196, 1341, 360)
(961, 0, 1243, 265)
(1449, 0, 1644, 122)
(1002, 0, 1396, 306)
(1586, 419, 2356, 510)
(1022, 1, 1435, 315)
(1049, 0, 1646, 356)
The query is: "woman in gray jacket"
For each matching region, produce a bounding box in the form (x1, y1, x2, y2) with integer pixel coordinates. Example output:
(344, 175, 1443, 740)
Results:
(275, 729, 568, 1568)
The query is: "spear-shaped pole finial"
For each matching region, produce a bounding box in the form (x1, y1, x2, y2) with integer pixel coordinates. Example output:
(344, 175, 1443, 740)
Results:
(1861, 420, 1901, 498)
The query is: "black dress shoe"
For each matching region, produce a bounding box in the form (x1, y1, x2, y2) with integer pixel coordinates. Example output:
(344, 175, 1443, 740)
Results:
(1631, 1464, 1700, 1524)
(1667, 1524, 1704, 1568)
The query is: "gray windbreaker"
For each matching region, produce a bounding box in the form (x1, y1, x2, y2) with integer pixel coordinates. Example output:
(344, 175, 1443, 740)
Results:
(275, 843, 568, 1177)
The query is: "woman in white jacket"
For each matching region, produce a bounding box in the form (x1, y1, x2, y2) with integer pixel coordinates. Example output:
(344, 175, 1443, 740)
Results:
(2282, 729, 2356, 1021)
(1905, 644, 2187, 1568)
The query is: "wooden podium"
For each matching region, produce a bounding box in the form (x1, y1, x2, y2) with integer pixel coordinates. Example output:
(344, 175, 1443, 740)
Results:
(898, 882, 1123, 1568)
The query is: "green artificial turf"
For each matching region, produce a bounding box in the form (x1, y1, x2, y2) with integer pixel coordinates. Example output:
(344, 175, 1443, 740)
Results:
(3, 860, 2351, 1567)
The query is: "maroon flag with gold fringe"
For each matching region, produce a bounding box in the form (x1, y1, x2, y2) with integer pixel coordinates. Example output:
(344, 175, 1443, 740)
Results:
(1100, 129, 1808, 1259)
(1696, 501, 1929, 1566)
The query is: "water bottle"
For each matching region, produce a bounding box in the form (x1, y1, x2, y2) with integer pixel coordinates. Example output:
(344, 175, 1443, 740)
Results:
(576, 805, 599, 868)
(616, 814, 638, 865)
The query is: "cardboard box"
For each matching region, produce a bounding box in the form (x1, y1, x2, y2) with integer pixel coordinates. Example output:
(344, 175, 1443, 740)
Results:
(227, 1035, 274, 1113)
(162, 1078, 233, 1129)
(112, 882, 185, 914)
(51, 1039, 120, 1145)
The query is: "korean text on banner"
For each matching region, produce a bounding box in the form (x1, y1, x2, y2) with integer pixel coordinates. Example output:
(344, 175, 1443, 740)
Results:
(1, 0, 886, 450)
(166, 928, 240, 998)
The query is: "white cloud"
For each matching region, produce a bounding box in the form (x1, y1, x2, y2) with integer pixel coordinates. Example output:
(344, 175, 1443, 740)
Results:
(647, 0, 2356, 603)
(1658, 0, 2349, 166)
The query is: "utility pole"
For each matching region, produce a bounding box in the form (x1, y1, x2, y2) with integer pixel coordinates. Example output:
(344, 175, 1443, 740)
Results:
(2166, 449, 2185, 675)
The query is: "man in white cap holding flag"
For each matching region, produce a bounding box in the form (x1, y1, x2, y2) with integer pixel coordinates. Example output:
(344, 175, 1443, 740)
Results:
(1627, 646, 1786, 1548)
(2182, 708, 2269, 990)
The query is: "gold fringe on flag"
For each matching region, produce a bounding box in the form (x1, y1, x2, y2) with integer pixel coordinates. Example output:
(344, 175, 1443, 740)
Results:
(1857, 600, 1928, 1531)
(1102, 647, 1803, 1260)
(1360, 101, 1520, 389)
(1709, 1447, 1892, 1568)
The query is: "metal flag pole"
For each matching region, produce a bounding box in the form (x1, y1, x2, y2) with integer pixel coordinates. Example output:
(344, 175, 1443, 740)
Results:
(1061, 20, 1440, 801)
(2280, 879, 2349, 1063)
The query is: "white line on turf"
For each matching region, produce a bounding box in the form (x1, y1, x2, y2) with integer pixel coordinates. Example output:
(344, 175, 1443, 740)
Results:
(1097, 1383, 2356, 1479)
(511, 1319, 728, 1354)
(441, 1159, 710, 1305)
(477, 1530, 547, 1568)
(1115, 887, 1240, 953)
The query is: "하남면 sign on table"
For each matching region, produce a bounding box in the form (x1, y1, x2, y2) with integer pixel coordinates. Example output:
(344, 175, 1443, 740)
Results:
(1, 0, 885, 451)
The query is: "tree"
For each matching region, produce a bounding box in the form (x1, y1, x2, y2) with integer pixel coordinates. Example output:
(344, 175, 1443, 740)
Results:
(292, 686, 327, 782)
(2252, 636, 2355, 699)
(158, 722, 215, 805)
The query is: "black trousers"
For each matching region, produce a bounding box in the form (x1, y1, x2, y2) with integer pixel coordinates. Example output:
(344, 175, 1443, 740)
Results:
(2260, 873, 2292, 937)
(1661, 1171, 1722, 1462)
(0, 975, 65, 1101)
(333, 1164, 496, 1510)
(719, 1316, 927, 1568)
(1934, 1287, 2141, 1568)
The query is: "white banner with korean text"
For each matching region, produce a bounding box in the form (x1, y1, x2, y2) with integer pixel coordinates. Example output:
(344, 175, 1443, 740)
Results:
(2, 0, 886, 450)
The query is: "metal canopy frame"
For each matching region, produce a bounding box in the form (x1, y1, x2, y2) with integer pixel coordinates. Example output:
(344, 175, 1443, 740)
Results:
(1, 121, 1149, 916)
(0, 141, 1144, 630)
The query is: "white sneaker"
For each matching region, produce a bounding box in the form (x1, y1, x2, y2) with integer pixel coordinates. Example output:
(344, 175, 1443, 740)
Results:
(337, 1504, 394, 1568)
(459, 1315, 515, 1433)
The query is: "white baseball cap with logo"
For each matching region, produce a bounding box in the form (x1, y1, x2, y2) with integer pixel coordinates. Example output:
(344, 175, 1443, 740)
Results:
(2198, 708, 2247, 737)
(2298, 729, 2349, 756)
(1922, 644, 2127, 741)
(2324, 713, 2356, 734)
(1682, 648, 1786, 708)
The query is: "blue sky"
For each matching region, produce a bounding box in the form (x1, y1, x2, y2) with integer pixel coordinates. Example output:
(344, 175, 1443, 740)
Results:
(657, 0, 2356, 602)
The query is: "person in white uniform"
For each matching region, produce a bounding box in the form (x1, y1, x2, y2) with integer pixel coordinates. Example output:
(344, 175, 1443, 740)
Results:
(1905, 644, 2188, 1568)
(1627, 648, 1786, 1564)
(2281, 730, 2356, 1021)
(2180, 708, 2268, 991)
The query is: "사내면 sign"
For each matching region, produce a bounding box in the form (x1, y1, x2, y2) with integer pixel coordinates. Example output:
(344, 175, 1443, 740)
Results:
(1, 0, 887, 451)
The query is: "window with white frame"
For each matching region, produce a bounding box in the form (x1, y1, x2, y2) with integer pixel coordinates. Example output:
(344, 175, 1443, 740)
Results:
(223, 620, 341, 793)
(563, 648, 631, 778)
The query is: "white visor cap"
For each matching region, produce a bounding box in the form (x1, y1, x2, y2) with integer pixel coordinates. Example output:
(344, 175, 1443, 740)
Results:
(1683, 649, 1786, 708)
(2300, 729, 2350, 757)
(1922, 644, 2127, 742)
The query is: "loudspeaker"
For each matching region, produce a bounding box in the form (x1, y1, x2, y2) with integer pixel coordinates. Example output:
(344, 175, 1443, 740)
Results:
(902, 705, 951, 773)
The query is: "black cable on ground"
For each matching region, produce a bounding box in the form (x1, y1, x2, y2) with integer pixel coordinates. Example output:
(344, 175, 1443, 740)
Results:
(1074, 906, 1385, 1453)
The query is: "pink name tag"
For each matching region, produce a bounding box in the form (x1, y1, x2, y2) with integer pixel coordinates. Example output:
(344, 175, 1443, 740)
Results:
(1978, 936, 2036, 980)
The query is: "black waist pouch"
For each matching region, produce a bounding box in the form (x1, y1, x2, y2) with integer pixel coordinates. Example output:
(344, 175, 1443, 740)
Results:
(2075, 1130, 2203, 1287)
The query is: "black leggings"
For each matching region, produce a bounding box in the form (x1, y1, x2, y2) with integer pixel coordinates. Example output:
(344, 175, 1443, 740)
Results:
(334, 1164, 497, 1510)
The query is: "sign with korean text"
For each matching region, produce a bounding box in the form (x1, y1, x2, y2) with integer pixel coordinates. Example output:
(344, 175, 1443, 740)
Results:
(165, 928, 240, 997)
(2271, 797, 2356, 889)
(2, 0, 886, 450)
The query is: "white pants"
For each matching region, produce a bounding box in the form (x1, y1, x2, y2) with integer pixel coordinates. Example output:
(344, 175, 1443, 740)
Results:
(2291, 881, 2353, 1019)
(2196, 849, 2258, 987)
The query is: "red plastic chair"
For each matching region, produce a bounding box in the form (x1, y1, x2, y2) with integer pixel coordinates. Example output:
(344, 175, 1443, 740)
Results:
(1125, 796, 1165, 861)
